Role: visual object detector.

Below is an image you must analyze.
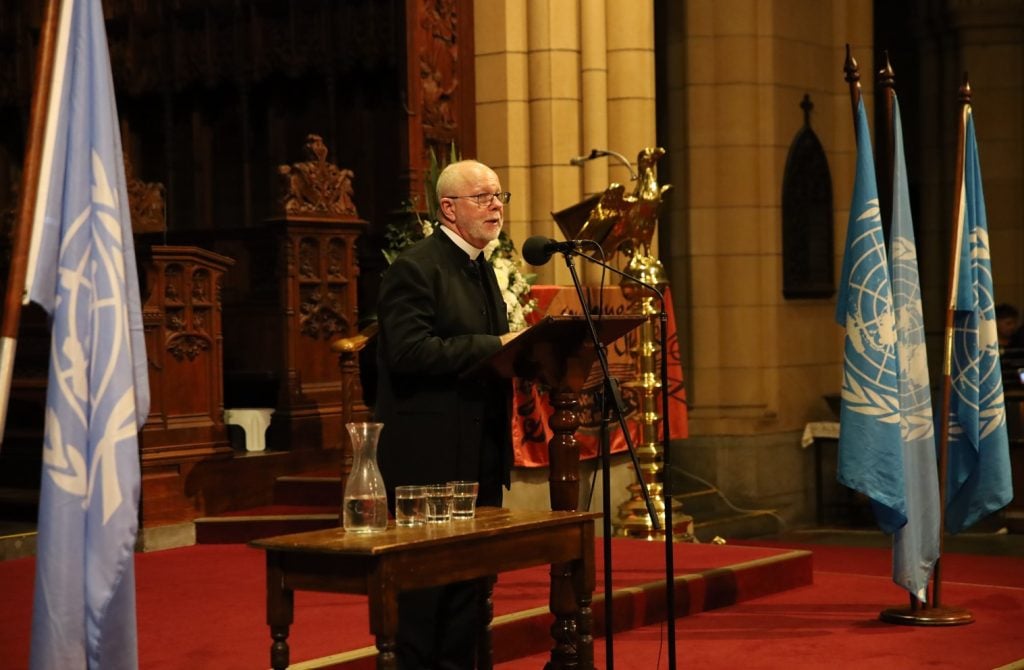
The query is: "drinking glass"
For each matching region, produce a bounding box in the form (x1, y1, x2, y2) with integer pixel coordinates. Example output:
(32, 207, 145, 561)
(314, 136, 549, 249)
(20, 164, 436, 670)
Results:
(448, 481, 479, 519)
(395, 485, 425, 526)
(424, 483, 454, 523)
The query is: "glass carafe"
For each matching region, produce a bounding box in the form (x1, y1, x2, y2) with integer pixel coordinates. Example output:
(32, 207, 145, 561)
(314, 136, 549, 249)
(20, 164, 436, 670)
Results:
(342, 422, 388, 532)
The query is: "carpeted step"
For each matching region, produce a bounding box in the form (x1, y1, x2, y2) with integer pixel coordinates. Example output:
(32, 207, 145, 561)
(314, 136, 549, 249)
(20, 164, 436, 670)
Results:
(6, 537, 1023, 669)
(273, 475, 343, 507)
(0, 538, 822, 668)
(274, 543, 815, 669)
(495, 550, 1024, 670)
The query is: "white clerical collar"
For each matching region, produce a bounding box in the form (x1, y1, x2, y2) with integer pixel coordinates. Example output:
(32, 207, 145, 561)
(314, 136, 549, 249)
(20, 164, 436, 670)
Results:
(439, 224, 483, 260)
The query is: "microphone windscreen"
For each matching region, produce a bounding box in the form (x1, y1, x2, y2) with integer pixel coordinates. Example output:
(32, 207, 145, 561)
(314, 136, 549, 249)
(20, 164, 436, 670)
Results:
(522, 236, 554, 266)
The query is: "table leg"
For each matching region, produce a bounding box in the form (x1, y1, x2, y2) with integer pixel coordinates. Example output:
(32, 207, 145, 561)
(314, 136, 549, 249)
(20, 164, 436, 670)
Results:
(572, 558, 594, 670)
(266, 553, 294, 670)
(476, 576, 497, 669)
(374, 636, 398, 670)
(814, 438, 824, 525)
(547, 561, 580, 669)
(368, 574, 398, 670)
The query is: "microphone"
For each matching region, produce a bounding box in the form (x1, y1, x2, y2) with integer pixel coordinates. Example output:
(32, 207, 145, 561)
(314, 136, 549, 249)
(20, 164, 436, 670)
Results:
(521, 235, 585, 266)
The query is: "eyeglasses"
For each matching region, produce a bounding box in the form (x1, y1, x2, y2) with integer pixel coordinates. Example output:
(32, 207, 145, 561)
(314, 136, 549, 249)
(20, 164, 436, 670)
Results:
(444, 192, 512, 207)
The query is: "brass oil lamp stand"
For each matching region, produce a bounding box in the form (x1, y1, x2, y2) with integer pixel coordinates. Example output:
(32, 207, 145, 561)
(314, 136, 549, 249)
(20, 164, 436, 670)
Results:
(556, 147, 693, 543)
(612, 253, 693, 541)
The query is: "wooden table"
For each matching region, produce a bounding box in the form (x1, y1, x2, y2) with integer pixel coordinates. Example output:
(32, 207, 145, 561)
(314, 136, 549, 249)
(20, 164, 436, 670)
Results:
(251, 507, 600, 669)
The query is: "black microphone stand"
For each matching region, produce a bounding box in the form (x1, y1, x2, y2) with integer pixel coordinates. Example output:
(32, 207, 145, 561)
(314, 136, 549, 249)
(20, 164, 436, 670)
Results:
(556, 249, 661, 670)
(566, 247, 679, 670)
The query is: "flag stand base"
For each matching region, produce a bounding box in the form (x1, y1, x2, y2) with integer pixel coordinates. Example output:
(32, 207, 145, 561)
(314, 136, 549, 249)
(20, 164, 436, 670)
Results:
(879, 604, 974, 626)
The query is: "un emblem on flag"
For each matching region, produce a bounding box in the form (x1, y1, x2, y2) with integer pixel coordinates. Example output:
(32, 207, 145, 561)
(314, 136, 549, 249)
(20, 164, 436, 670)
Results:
(841, 207, 899, 423)
(41, 151, 137, 524)
(951, 227, 1005, 439)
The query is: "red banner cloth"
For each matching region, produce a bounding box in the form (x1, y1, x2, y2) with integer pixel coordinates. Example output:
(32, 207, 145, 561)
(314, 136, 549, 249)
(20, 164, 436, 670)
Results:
(512, 285, 688, 467)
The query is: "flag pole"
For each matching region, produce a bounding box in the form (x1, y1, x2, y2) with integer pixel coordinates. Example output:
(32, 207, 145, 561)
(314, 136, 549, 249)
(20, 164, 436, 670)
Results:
(843, 46, 968, 626)
(0, 0, 63, 446)
(925, 75, 974, 625)
(875, 52, 896, 238)
(878, 74, 976, 627)
(843, 45, 861, 122)
(871, 55, 919, 618)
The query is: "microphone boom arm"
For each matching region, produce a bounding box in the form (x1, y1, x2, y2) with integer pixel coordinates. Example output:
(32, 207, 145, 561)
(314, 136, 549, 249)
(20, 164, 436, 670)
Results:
(569, 148, 638, 181)
(570, 244, 664, 303)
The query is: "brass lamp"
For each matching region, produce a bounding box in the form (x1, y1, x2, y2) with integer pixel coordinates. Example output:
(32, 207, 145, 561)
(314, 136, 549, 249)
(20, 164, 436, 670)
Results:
(612, 148, 693, 541)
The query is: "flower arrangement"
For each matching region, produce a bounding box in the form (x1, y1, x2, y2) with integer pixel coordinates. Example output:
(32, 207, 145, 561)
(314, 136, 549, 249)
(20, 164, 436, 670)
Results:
(483, 235, 538, 332)
(384, 147, 537, 331)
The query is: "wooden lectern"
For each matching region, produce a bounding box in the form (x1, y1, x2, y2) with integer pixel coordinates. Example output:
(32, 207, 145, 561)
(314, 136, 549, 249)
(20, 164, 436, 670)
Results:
(473, 313, 644, 665)
(478, 314, 645, 509)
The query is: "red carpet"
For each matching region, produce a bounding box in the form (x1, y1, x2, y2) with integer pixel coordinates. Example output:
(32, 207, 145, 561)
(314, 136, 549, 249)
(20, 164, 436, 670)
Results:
(730, 538, 1024, 588)
(0, 539, 802, 669)
(500, 542, 1024, 670)
(2, 538, 1020, 669)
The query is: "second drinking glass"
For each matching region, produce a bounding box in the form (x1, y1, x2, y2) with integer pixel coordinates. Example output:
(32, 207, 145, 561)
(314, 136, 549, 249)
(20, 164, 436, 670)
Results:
(424, 483, 454, 523)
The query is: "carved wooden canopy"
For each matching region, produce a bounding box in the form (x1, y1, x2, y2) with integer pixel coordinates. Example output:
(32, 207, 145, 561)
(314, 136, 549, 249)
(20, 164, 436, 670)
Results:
(277, 135, 358, 218)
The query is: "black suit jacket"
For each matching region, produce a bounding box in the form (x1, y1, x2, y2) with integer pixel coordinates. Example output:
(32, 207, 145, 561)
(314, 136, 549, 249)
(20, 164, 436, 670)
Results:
(374, 230, 513, 495)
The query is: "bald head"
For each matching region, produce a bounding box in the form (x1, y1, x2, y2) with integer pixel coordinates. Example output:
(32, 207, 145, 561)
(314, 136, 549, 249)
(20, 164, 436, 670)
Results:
(435, 160, 505, 249)
(436, 160, 495, 211)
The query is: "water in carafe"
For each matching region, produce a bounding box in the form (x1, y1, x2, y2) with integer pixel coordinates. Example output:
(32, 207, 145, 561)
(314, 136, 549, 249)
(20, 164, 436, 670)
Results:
(342, 422, 388, 532)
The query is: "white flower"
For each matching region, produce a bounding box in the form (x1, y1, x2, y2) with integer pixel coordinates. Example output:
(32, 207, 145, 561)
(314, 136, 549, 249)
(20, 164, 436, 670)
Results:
(484, 239, 501, 258)
(502, 289, 519, 315)
(475, 235, 536, 332)
(492, 259, 512, 291)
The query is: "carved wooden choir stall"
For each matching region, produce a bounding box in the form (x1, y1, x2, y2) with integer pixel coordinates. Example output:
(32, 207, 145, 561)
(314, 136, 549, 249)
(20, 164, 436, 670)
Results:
(0, 1, 479, 528)
(135, 136, 369, 526)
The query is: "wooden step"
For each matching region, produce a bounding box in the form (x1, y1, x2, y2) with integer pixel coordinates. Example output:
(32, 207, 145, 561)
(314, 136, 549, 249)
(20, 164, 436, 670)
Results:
(194, 512, 338, 544)
(273, 475, 342, 507)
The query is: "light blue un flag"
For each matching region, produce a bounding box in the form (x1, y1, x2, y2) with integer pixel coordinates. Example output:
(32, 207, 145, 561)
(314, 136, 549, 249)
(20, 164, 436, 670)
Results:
(24, 0, 150, 667)
(946, 107, 1012, 533)
(835, 99, 905, 533)
(888, 97, 939, 601)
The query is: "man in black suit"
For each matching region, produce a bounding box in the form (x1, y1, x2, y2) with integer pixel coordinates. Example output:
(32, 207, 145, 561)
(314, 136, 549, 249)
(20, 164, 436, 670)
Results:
(375, 159, 518, 668)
